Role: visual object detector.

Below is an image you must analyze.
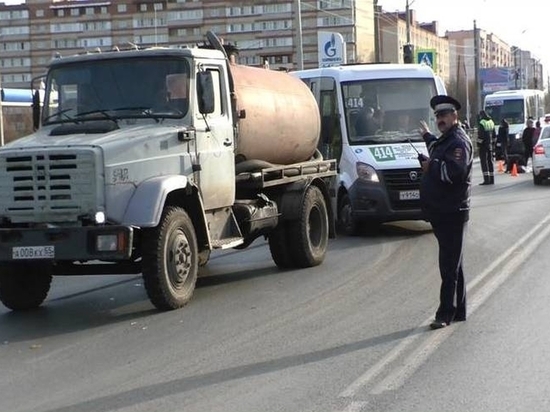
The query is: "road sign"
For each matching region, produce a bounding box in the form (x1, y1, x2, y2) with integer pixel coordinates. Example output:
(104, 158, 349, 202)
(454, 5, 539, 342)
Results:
(415, 49, 437, 71)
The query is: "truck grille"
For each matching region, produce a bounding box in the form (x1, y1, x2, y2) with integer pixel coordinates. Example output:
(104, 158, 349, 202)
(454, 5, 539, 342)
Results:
(0, 149, 101, 223)
(381, 168, 423, 211)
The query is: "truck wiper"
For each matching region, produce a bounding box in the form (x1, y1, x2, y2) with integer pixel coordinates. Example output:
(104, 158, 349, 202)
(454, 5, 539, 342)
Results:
(42, 108, 80, 124)
(75, 109, 118, 123)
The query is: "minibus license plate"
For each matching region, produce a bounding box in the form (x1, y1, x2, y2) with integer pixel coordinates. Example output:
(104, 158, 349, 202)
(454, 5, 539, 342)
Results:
(399, 190, 420, 200)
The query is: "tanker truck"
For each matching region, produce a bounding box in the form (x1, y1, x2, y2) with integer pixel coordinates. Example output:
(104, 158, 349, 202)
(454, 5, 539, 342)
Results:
(0, 32, 336, 311)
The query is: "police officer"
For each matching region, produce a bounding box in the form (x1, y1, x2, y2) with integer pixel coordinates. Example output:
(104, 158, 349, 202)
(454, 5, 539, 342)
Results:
(417, 95, 473, 330)
(477, 110, 497, 185)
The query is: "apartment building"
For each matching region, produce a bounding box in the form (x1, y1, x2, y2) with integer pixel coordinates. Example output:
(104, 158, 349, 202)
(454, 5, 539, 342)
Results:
(447, 29, 543, 91)
(0, 0, 379, 89)
(377, 9, 450, 84)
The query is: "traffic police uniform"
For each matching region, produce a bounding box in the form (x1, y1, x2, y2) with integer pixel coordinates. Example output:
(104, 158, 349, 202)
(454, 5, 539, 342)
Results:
(478, 112, 496, 185)
(420, 95, 473, 329)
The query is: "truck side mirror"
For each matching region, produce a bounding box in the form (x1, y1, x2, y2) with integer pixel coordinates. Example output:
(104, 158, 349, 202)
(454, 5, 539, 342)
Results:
(32, 90, 41, 131)
(197, 71, 215, 114)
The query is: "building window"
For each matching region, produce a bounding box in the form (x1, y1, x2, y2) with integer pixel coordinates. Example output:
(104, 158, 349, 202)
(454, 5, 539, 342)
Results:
(58, 9, 64, 17)
(140, 4, 148, 12)
(36, 9, 44, 17)
(118, 4, 127, 13)
(71, 8, 79, 17)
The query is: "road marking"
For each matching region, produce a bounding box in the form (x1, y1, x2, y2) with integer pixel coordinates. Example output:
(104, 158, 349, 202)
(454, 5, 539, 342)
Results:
(339, 212, 550, 401)
(337, 401, 369, 412)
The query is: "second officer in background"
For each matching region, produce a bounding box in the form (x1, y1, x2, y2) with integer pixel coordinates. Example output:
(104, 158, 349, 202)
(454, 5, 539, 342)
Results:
(477, 110, 497, 185)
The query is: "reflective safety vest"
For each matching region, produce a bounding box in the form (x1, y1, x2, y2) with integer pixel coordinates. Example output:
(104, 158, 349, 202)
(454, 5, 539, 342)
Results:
(479, 118, 495, 132)
(478, 118, 495, 146)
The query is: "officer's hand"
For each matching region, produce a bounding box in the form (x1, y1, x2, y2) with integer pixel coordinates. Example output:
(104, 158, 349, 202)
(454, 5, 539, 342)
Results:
(418, 120, 430, 136)
(417, 153, 429, 172)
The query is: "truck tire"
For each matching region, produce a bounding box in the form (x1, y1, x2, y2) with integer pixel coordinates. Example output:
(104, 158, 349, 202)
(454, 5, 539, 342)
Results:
(288, 185, 329, 268)
(338, 194, 361, 236)
(142, 206, 198, 311)
(268, 222, 294, 269)
(0, 264, 52, 310)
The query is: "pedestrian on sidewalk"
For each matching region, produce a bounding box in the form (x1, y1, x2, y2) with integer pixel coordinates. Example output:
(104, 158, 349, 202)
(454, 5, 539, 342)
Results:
(417, 95, 473, 330)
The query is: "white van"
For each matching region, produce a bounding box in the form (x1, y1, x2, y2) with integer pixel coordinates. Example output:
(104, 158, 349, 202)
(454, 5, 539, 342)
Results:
(292, 64, 447, 235)
(484, 89, 545, 136)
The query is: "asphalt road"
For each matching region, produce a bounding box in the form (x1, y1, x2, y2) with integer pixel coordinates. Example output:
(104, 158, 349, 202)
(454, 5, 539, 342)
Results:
(1, 169, 550, 412)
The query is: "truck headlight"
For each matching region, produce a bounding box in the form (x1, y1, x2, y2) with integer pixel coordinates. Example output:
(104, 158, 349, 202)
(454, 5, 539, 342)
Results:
(93, 231, 129, 253)
(96, 234, 119, 252)
(356, 162, 379, 183)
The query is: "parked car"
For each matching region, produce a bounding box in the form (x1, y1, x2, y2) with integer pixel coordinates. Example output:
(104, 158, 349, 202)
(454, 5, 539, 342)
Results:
(531, 125, 550, 184)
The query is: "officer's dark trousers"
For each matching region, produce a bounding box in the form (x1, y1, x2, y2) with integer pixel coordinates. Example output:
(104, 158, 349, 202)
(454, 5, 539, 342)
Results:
(479, 145, 494, 183)
(431, 218, 467, 323)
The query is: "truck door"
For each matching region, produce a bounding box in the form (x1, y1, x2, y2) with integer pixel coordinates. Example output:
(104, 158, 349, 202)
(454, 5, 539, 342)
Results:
(193, 65, 235, 210)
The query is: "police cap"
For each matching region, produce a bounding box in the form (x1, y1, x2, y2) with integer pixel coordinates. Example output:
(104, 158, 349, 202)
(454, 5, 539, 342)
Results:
(430, 95, 461, 115)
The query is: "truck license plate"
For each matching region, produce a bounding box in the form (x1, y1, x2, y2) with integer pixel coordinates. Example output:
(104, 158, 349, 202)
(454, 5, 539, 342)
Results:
(12, 246, 55, 260)
(399, 190, 420, 200)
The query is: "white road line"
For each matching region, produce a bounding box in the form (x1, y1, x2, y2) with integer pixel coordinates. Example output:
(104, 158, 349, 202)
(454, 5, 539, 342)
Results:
(339, 212, 550, 400)
(337, 401, 369, 412)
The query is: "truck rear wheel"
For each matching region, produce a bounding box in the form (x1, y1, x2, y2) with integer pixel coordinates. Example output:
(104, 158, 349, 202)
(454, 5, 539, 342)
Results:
(0, 264, 52, 310)
(268, 222, 294, 269)
(288, 185, 329, 268)
(142, 206, 198, 311)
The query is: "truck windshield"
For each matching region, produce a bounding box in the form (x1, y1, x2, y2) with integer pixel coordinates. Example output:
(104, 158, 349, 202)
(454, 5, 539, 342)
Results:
(42, 56, 190, 125)
(342, 78, 437, 145)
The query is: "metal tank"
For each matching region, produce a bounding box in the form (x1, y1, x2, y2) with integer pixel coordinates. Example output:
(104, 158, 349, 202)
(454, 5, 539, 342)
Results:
(230, 64, 321, 165)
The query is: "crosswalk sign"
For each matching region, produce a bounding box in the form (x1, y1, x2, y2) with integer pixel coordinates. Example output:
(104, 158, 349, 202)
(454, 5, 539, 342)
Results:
(415, 49, 437, 71)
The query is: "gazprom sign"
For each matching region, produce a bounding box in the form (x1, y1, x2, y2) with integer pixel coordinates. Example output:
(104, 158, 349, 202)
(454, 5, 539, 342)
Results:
(318, 31, 346, 68)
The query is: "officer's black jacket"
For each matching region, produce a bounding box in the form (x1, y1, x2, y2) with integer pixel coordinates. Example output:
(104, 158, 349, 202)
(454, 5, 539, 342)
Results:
(420, 124, 473, 223)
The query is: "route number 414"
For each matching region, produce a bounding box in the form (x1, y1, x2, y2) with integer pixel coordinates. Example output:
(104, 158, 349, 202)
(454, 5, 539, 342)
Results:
(370, 146, 396, 162)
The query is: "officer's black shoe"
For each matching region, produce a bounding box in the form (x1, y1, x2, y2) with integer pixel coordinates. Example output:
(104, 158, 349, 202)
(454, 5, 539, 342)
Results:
(454, 311, 466, 322)
(479, 181, 491, 185)
(429, 320, 449, 330)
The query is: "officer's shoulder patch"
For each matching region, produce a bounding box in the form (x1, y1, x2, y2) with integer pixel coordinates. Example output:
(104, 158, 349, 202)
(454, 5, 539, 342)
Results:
(453, 147, 463, 161)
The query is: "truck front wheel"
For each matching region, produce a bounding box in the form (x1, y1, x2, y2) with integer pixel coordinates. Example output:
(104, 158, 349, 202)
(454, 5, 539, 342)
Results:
(0, 264, 52, 310)
(142, 206, 198, 311)
(288, 185, 329, 268)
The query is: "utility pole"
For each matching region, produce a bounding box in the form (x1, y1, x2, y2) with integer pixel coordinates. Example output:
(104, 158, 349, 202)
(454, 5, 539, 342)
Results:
(405, 0, 410, 44)
(473, 20, 481, 117)
(0, 74, 4, 146)
(373, 0, 380, 62)
(402, 0, 414, 63)
(295, 0, 304, 70)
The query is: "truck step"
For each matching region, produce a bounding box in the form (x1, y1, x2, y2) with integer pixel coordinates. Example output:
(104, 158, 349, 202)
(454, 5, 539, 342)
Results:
(211, 237, 244, 249)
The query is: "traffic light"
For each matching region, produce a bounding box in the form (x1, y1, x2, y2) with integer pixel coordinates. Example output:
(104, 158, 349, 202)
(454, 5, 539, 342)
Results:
(403, 44, 414, 64)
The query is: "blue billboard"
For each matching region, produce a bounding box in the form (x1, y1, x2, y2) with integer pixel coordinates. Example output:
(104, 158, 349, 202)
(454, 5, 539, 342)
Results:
(480, 67, 517, 94)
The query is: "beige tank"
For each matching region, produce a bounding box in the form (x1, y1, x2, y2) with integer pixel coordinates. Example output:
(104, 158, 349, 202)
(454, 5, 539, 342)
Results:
(230, 64, 320, 165)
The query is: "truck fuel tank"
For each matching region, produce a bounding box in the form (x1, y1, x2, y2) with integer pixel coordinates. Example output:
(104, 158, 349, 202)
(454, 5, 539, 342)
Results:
(230, 64, 321, 165)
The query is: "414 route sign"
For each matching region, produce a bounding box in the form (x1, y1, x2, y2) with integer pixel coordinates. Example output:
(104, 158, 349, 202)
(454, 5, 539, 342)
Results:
(415, 49, 437, 71)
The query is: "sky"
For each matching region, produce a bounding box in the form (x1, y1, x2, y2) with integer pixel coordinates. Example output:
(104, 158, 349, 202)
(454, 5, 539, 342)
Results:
(378, 0, 550, 70)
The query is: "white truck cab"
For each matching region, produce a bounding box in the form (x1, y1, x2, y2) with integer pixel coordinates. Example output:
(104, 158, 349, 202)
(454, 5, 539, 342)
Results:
(293, 64, 447, 234)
